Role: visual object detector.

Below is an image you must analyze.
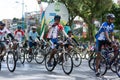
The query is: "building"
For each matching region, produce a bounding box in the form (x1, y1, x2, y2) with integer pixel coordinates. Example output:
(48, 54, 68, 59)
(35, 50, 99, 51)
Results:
(2, 19, 12, 28)
(25, 11, 41, 26)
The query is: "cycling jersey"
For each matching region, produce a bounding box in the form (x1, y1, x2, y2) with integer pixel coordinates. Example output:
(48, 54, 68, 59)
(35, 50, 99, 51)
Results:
(95, 22, 114, 40)
(14, 30, 24, 42)
(28, 31, 39, 42)
(0, 27, 11, 41)
(47, 24, 63, 39)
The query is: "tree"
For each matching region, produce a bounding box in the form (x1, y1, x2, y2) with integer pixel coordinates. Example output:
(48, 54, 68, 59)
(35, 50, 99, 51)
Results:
(109, 3, 120, 30)
(60, 0, 113, 42)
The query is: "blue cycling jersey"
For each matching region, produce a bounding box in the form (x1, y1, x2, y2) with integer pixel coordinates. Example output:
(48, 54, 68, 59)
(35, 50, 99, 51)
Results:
(95, 22, 114, 40)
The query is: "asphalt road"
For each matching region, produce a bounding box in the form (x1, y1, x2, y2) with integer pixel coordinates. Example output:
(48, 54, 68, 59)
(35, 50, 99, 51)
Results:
(0, 59, 119, 80)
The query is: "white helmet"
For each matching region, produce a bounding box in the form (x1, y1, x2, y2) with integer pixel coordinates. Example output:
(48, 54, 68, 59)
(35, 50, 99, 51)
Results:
(32, 26, 37, 29)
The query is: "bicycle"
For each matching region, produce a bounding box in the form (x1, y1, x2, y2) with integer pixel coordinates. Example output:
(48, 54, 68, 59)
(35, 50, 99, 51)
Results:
(45, 42, 73, 75)
(5, 40, 17, 72)
(93, 44, 119, 76)
(70, 46, 82, 67)
(34, 40, 51, 64)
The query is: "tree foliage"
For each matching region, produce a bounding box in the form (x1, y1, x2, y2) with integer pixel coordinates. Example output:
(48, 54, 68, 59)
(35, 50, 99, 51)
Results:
(108, 4, 120, 30)
(59, 0, 113, 42)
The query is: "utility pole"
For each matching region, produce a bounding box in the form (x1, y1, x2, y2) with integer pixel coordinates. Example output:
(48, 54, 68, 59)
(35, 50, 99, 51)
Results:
(22, 0, 24, 29)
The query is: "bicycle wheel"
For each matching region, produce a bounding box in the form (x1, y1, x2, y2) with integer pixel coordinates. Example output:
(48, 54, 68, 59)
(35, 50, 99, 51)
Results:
(115, 57, 120, 77)
(85, 52, 90, 60)
(19, 49, 25, 64)
(45, 53, 56, 72)
(35, 49, 45, 64)
(94, 56, 107, 76)
(62, 53, 73, 75)
(88, 57, 96, 71)
(26, 53, 33, 63)
(6, 51, 16, 72)
(14, 51, 18, 62)
(110, 62, 117, 73)
(0, 59, 1, 71)
(72, 53, 82, 67)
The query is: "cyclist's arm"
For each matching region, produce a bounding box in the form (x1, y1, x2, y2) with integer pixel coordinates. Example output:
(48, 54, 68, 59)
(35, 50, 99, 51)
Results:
(62, 30, 68, 37)
(29, 31, 34, 41)
(5, 28, 14, 40)
(111, 32, 114, 42)
(105, 31, 111, 42)
(8, 33, 14, 40)
(72, 38, 79, 46)
(36, 32, 40, 41)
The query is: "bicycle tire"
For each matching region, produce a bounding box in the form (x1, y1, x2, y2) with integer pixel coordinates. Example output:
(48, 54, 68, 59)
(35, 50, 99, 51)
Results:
(45, 54, 56, 72)
(26, 53, 33, 63)
(88, 57, 96, 71)
(14, 51, 18, 62)
(115, 57, 120, 77)
(35, 49, 45, 64)
(19, 49, 25, 64)
(94, 56, 107, 76)
(72, 53, 82, 67)
(62, 53, 73, 75)
(6, 51, 16, 72)
(110, 62, 117, 73)
(0, 59, 1, 71)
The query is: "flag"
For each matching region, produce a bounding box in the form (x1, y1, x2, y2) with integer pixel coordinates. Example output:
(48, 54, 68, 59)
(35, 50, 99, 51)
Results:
(40, 11, 45, 39)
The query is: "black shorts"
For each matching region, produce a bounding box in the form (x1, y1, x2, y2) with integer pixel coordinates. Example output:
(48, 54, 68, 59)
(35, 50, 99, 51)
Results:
(96, 40, 111, 52)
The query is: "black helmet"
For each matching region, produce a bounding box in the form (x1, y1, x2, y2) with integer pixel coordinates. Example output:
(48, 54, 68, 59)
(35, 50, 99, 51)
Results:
(54, 15, 61, 21)
(67, 30, 73, 34)
(107, 14, 115, 20)
(0, 21, 5, 27)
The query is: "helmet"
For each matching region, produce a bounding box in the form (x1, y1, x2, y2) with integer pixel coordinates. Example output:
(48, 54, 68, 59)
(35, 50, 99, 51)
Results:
(67, 30, 73, 34)
(54, 15, 61, 21)
(107, 14, 115, 19)
(32, 26, 37, 29)
(17, 25, 22, 29)
(0, 21, 5, 27)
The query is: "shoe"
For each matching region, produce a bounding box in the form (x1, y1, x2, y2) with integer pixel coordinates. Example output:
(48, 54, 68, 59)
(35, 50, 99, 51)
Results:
(95, 72, 100, 77)
(53, 61, 57, 66)
(47, 62, 53, 67)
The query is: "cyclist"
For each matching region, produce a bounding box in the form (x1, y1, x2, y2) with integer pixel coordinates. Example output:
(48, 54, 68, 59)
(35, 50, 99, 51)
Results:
(0, 21, 14, 58)
(28, 26, 40, 55)
(95, 14, 115, 77)
(47, 15, 68, 67)
(14, 25, 25, 44)
(64, 30, 79, 52)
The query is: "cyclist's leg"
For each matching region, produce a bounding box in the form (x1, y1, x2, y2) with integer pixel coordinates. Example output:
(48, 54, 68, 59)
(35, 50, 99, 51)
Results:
(48, 39, 57, 62)
(95, 40, 103, 76)
(28, 42, 33, 55)
(0, 42, 6, 59)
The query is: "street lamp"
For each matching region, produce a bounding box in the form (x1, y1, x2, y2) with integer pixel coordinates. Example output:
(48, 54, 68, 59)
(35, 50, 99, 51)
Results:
(22, 0, 25, 29)
(16, 0, 25, 29)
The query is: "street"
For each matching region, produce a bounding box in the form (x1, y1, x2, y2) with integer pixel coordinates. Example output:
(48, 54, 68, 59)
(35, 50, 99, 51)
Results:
(0, 60, 119, 80)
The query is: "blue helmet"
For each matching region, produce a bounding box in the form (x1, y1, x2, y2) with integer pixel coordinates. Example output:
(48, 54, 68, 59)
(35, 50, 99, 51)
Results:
(17, 25, 22, 29)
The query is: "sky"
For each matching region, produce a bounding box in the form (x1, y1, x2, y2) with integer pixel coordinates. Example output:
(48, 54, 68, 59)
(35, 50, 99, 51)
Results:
(0, 0, 43, 20)
(0, 0, 118, 20)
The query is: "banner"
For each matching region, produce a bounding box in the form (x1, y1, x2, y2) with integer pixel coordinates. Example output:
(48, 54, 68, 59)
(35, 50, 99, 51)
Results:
(45, 2, 69, 26)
